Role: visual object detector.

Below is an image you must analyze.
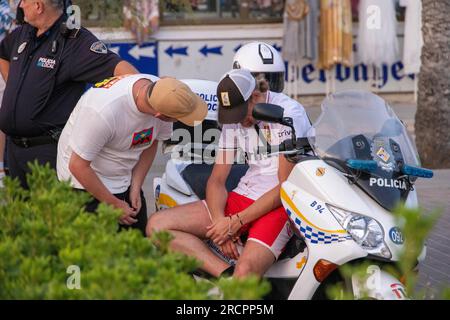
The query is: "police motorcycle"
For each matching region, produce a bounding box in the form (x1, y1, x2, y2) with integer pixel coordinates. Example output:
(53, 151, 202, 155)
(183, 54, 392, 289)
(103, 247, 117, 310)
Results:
(153, 89, 433, 300)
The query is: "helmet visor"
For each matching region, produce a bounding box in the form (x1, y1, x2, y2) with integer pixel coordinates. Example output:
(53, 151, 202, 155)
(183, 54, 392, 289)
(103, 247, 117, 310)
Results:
(252, 72, 285, 93)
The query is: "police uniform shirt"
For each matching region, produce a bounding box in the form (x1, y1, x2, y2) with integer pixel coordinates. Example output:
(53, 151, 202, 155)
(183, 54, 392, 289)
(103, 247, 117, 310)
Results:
(0, 15, 122, 137)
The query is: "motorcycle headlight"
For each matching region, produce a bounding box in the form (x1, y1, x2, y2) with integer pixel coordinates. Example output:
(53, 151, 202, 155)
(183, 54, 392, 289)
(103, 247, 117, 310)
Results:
(327, 205, 392, 259)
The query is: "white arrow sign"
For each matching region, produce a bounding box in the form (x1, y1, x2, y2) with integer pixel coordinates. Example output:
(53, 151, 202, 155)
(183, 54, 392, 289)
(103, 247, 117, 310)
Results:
(129, 45, 156, 60)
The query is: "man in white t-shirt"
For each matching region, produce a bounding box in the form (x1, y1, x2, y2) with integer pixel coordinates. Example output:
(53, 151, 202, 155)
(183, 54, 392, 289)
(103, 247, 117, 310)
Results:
(147, 68, 311, 278)
(57, 74, 207, 235)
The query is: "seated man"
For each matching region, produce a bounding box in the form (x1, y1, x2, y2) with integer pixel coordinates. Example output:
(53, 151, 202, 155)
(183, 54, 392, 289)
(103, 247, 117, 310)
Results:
(147, 68, 311, 277)
(57, 74, 207, 236)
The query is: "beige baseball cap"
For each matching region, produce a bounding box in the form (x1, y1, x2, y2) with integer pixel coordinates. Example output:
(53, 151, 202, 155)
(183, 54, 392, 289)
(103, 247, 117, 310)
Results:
(147, 78, 208, 126)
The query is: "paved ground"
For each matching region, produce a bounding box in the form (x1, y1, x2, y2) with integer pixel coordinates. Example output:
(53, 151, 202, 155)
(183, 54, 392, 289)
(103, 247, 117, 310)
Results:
(415, 170, 450, 298)
(142, 93, 450, 298)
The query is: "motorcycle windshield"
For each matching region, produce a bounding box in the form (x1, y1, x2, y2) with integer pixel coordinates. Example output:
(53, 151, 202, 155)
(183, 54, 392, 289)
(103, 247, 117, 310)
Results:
(307, 90, 420, 210)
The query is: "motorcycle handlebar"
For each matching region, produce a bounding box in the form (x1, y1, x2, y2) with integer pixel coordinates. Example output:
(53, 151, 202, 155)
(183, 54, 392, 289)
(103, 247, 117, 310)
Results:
(270, 137, 312, 155)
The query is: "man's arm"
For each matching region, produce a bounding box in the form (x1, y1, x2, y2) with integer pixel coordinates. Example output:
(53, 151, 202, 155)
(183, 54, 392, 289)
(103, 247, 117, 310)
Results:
(205, 155, 296, 247)
(128, 141, 159, 211)
(232, 155, 296, 228)
(205, 149, 234, 222)
(114, 60, 139, 76)
(69, 152, 138, 225)
(131, 141, 159, 190)
(0, 58, 9, 81)
(66, 107, 137, 224)
(69, 30, 138, 83)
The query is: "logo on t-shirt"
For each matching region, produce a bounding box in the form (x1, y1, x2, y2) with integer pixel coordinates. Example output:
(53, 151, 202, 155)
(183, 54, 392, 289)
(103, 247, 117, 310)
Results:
(263, 124, 272, 144)
(94, 75, 129, 89)
(131, 127, 154, 148)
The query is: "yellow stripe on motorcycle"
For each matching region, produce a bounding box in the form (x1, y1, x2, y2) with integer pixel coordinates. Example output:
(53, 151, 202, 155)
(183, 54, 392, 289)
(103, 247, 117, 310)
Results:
(280, 188, 346, 234)
(157, 193, 178, 208)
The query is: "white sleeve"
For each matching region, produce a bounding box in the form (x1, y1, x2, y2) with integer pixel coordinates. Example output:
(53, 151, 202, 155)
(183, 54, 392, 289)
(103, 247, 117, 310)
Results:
(276, 102, 311, 143)
(283, 102, 312, 140)
(69, 107, 113, 161)
(218, 124, 238, 150)
(156, 121, 173, 141)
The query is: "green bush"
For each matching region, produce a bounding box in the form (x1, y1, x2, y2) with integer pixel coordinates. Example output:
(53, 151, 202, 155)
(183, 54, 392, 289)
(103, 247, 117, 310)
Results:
(0, 162, 269, 299)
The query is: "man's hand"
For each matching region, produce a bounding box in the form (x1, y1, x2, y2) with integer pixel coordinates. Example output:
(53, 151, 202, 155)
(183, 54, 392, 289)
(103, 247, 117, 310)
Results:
(116, 200, 138, 226)
(206, 215, 241, 246)
(129, 185, 142, 213)
(219, 238, 242, 261)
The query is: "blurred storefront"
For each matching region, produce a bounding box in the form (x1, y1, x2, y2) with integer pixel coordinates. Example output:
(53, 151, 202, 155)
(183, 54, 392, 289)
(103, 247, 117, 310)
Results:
(76, 0, 417, 96)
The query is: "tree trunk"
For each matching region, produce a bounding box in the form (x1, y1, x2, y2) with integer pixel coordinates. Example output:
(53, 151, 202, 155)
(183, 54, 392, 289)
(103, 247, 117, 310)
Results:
(415, 0, 450, 169)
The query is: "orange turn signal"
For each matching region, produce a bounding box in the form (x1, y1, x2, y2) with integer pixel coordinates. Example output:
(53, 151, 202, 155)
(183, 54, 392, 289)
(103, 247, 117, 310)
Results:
(313, 259, 338, 283)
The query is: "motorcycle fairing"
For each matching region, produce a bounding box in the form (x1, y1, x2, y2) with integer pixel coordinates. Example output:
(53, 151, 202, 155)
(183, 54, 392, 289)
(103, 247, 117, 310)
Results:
(280, 186, 352, 244)
(349, 134, 411, 211)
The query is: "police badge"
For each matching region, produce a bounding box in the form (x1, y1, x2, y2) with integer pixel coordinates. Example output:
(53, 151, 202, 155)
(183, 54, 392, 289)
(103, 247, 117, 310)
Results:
(18, 42, 27, 54)
(90, 41, 108, 54)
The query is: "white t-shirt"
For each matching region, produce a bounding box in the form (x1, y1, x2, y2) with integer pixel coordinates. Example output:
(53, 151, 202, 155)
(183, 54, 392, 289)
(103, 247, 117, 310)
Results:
(57, 74, 173, 194)
(218, 91, 311, 200)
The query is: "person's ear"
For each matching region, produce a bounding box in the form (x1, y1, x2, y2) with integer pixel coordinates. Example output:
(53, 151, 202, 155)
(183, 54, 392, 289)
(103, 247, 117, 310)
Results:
(36, 0, 44, 14)
(154, 113, 177, 122)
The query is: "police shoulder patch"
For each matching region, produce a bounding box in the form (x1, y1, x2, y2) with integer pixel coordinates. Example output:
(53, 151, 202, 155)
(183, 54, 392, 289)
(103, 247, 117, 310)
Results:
(90, 41, 108, 54)
(18, 42, 27, 54)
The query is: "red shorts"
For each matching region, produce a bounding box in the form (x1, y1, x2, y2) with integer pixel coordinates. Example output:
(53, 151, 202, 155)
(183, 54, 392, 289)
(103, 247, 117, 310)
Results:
(203, 191, 292, 259)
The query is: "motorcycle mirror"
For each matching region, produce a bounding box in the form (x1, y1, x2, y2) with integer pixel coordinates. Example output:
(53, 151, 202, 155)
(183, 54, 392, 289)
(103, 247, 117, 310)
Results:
(253, 103, 297, 141)
(252, 103, 284, 123)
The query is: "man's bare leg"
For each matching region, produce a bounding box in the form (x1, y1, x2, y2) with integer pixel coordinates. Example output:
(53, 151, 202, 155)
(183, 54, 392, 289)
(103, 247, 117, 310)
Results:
(233, 240, 276, 278)
(147, 201, 230, 277)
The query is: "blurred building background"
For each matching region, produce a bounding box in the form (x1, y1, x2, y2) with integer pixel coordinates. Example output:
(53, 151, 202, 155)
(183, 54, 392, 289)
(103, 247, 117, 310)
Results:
(73, 0, 417, 97)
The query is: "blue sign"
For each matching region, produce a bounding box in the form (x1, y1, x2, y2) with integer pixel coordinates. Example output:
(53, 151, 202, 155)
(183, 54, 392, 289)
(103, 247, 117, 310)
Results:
(389, 227, 404, 245)
(291, 61, 415, 89)
(165, 46, 188, 58)
(107, 42, 158, 76)
(199, 45, 222, 57)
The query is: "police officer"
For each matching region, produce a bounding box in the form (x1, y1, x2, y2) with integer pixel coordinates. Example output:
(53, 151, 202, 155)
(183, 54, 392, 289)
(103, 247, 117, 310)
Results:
(0, 0, 138, 188)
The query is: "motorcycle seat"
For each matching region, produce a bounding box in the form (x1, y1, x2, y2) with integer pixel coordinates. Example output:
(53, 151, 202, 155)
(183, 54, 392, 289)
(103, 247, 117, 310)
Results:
(181, 163, 249, 200)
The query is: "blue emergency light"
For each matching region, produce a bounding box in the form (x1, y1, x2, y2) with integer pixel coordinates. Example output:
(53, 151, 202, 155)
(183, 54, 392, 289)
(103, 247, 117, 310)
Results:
(402, 165, 434, 178)
(346, 160, 378, 172)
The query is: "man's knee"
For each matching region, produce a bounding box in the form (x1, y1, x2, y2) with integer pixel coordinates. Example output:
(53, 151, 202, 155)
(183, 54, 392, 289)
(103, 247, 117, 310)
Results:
(234, 261, 256, 278)
(233, 243, 276, 278)
(146, 212, 169, 237)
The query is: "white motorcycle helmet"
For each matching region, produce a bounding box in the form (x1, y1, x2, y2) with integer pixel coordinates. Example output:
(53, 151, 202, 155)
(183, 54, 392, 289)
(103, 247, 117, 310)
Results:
(232, 42, 285, 93)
